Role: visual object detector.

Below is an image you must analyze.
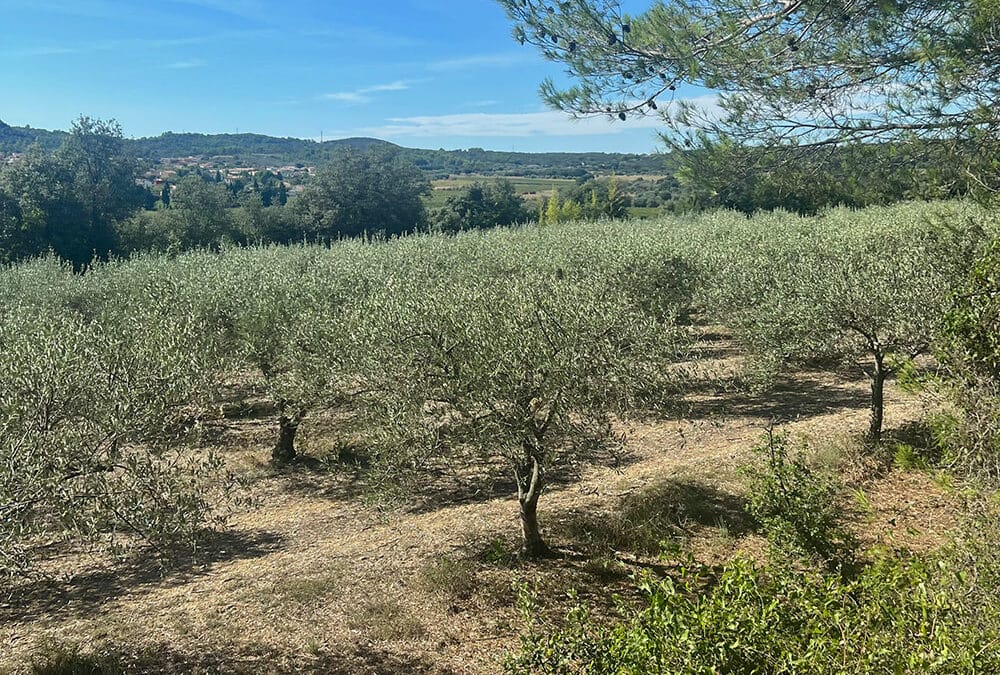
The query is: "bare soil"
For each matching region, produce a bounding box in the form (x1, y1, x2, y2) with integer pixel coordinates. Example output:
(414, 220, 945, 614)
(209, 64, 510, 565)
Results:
(0, 353, 959, 674)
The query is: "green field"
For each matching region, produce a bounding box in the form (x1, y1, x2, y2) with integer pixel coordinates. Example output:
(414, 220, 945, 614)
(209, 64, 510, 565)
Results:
(424, 175, 578, 209)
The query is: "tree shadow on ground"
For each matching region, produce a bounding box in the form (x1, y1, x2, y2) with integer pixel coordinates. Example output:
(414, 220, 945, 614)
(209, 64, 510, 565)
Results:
(548, 477, 753, 559)
(2, 529, 286, 623)
(27, 638, 452, 675)
(451, 478, 752, 591)
(446, 479, 752, 618)
(267, 440, 375, 503)
(398, 443, 645, 517)
(269, 433, 645, 518)
(681, 370, 868, 423)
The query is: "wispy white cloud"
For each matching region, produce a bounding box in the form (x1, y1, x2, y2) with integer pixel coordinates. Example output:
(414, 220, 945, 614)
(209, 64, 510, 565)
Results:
(361, 110, 667, 139)
(8, 30, 269, 59)
(164, 59, 206, 69)
(464, 100, 500, 108)
(320, 80, 415, 105)
(427, 52, 536, 71)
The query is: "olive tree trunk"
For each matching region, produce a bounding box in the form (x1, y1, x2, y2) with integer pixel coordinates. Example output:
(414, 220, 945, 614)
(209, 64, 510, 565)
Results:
(867, 350, 887, 445)
(272, 408, 303, 464)
(515, 448, 549, 558)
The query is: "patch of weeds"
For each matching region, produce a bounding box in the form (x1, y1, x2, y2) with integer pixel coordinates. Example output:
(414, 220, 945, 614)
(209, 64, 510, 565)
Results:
(480, 537, 519, 568)
(415, 555, 478, 601)
(811, 433, 889, 485)
(886, 420, 944, 471)
(29, 641, 125, 675)
(349, 598, 426, 642)
(581, 555, 629, 582)
(557, 478, 749, 559)
(892, 443, 930, 470)
(743, 428, 857, 569)
(702, 518, 739, 557)
(851, 488, 874, 517)
(271, 567, 343, 606)
(318, 438, 371, 470)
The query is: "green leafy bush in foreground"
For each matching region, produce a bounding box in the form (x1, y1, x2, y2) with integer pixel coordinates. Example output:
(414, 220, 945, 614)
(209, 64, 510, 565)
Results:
(743, 430, 857, 568)
(508, 432, 1000, 674)
(508, 550, 1000, 675)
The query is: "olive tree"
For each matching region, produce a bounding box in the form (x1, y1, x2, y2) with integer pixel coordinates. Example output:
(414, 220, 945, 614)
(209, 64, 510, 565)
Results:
(356, 270, 686, 556)
(188, 247, 360, 464)
(935, 227, 1000, 481)
(0, 298, 226, 578)
(692, 204, 986, 443)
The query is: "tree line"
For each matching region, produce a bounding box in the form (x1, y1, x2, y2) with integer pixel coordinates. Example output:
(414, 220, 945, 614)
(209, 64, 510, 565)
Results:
(1, 114, 986, 268)
(0, 118, 438, 266)
(3, 200, 996, 580)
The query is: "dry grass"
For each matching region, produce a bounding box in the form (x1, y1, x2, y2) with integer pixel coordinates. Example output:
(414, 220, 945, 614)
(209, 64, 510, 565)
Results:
(0, 346, 961, 674)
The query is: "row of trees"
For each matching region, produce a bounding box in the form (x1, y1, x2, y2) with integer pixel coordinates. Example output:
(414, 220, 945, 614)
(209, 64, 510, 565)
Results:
(1, 119, 986, 267)
(3, 201, 993, 579)
(540, 177, 630, 224)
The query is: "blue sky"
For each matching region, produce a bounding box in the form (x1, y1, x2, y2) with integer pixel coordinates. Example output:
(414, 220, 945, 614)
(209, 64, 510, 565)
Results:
(0, 0, 677, 153)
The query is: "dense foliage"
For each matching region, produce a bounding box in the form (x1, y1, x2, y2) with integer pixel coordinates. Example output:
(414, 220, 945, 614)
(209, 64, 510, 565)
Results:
(431, 179, 531, 231)
(499, 0, 1000, 206)
(932, 234, 1000, 481)
(673, 202, 990, 442)
(290, 147, 431, 239)
(498, 1, 999, 154)
(2, 200, 996, 659)
(509, 547, 1000, 674)
(0, 258, 233, 577)
(0, 117, 147, 267)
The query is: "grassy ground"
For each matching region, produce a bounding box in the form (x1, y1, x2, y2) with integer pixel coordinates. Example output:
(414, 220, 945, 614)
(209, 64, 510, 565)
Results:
(0, 331, 955, 674)
(424, 176, 578, 211)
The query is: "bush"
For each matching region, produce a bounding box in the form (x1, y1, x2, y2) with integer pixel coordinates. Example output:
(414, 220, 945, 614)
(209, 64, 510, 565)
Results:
(934, 237, 1000, 483)
(507, 550, 1000, 674)
(743, 429, 857, 567)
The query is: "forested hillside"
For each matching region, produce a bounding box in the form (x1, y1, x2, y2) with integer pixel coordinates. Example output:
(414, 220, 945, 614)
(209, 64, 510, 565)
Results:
(0, 120, 667, 177)
(0, 118, 66, 152)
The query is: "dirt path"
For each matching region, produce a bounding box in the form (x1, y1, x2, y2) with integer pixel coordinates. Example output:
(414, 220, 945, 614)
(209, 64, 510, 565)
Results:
(1, 369, 952, 674)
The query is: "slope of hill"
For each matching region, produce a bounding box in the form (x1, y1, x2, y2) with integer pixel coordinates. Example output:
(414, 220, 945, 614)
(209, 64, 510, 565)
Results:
(0, 121, 669, 177)
(0, 119, 66, 153)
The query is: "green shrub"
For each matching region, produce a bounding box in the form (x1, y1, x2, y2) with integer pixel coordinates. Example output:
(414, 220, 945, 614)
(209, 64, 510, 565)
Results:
(507, 551, 1000, 674)
(742, 429, 856, 567)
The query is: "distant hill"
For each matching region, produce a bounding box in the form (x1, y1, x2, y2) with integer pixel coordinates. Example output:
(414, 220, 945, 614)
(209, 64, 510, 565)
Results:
(0, 119, 65, 153)
(129, 132, 391, 165)
(0, 122, 670, 178)
(399, 146, 672, 179)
